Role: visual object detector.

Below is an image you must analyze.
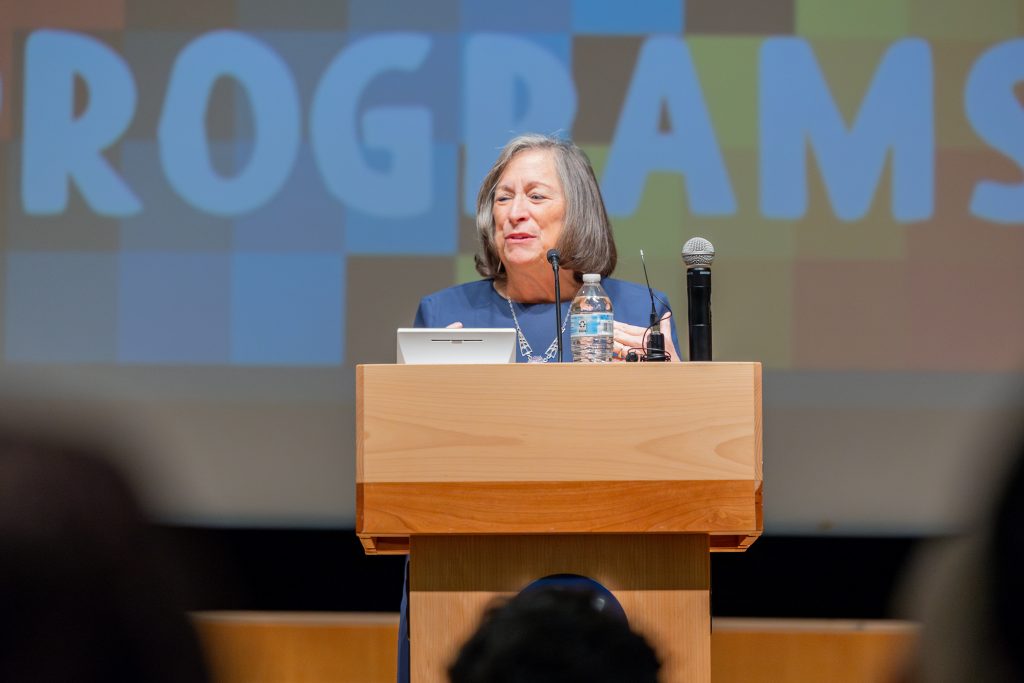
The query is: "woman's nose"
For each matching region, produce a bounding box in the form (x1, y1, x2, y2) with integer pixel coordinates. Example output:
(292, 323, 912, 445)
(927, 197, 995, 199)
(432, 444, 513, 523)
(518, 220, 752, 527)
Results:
(508, 194, 529, 221)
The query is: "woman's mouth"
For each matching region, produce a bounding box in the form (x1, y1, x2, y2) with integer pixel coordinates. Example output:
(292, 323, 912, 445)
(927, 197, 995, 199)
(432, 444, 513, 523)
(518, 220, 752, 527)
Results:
(506, 232, 535, 241)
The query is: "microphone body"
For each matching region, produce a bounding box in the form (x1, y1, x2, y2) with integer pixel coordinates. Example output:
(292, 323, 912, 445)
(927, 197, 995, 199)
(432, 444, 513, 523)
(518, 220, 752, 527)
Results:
(681, 237, 715, 362)
(686, 266, 712, 361)
(547, 249, 563, 362)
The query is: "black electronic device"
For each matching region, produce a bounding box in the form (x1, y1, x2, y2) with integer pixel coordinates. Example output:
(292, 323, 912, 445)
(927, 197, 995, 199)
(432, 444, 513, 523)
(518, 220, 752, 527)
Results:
(681, 237, 715, 362)
(639, 249, 668, 362)
(546, 248, 563, 363)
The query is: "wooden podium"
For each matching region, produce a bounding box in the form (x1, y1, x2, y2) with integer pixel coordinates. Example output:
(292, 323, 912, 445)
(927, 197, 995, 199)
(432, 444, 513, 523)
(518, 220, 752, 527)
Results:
(356, 363, 762, 682)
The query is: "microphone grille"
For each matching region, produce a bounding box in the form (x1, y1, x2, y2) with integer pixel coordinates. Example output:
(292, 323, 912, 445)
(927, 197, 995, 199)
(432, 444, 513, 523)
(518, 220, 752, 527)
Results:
(682, 237, 715, 267)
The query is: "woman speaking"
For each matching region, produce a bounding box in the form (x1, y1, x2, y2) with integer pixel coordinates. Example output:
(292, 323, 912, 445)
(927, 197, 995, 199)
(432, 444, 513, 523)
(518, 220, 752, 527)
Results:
(397, 134, 681, 681)
(414, 133, 679, 362)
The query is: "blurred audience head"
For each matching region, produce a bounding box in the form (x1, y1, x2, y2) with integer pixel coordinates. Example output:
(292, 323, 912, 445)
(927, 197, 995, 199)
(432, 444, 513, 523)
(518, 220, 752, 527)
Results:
(448, 584, 661, 683)
(898, 421, 1024, 683)
(0, 407, 209, 683)
(986, 427, 1024, 677)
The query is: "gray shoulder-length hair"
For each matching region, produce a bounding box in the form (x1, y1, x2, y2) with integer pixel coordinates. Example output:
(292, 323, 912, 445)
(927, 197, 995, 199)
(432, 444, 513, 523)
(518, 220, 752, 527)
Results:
(473, 134, 617, 282)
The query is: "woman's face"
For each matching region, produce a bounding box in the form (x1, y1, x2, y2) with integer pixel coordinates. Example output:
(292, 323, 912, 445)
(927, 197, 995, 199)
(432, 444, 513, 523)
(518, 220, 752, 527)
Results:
(492, 149, 565, 274)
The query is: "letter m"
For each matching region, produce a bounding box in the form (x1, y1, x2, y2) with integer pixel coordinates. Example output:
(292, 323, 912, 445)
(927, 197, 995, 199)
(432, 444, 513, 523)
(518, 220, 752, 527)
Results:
(760, 38, 933, 222)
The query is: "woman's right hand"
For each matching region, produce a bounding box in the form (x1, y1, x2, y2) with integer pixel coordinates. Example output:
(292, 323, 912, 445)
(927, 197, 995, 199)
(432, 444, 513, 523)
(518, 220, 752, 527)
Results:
(446, 322, 463, 328)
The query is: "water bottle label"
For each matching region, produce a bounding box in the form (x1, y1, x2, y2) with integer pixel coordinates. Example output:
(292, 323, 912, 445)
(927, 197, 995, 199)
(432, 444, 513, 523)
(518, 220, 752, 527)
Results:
(570, 312, 613, 337)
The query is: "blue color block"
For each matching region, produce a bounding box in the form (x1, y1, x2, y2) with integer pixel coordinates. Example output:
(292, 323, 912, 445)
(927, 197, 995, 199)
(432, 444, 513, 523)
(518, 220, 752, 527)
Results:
(158, 32, 302, 217)
(230, 253, 344, 365)
(571, 0, 683, 34)
(236, 31, 347, 139)
(120, 140, 233, 250)
(458, 31, 574, 145)
(233, 143, 345, 252)
(349, 0, 460, 30)
(346, 143, 458, 254)
(4, 252, 118, 363)
(118, 252, 231, 364)
(236, 0, 348, 29)
(460, 34, 575, 213)
(353, 32, 461, 143)
(459, 32, 572, 69)
(461, 0, 572, 31)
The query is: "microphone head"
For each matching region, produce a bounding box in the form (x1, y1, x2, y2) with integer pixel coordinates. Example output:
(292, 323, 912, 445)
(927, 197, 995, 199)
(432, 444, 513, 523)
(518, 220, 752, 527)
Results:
(681, 237, 715, 268)
(546, 248, 560, 265)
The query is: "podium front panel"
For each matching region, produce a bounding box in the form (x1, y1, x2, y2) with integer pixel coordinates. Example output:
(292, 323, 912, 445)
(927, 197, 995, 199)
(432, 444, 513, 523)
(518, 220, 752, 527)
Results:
(356, 362, 762, 552)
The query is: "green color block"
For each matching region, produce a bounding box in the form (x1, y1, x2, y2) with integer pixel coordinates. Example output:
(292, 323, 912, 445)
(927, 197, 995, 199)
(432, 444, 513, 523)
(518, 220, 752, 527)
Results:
(605, 147, 799, 260)
(794, 150, 907, 261)
(580, 144, 609, 177)
(688, 37, 762, 150)
(799, 40, 900, 123)
(909, 0, 1019, 40)
(712, 260, 794, 369)
(694, 150, 797, 261)
(455, 253, 479, 285)
(796, 0, 909, 39)
(610, 172, 690, 268)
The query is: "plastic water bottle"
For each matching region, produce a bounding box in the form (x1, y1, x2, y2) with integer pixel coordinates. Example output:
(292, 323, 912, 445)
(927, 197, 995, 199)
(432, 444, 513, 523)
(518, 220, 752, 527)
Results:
(570, 274, 614, 362)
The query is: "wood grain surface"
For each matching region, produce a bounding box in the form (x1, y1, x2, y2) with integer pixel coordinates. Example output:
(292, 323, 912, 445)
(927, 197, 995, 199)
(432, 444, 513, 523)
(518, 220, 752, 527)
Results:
(357, 363, 761, 484)
(193, 613, 917, 683)
(409, 534, 711, 683)
(358, 480, 758, 545)
(355, 363, 764, 681)
(356, 363, 763, 551)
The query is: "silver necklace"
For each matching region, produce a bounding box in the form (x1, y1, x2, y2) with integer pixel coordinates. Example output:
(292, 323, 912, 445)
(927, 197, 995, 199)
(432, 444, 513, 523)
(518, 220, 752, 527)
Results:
(505, 296, 569, 363)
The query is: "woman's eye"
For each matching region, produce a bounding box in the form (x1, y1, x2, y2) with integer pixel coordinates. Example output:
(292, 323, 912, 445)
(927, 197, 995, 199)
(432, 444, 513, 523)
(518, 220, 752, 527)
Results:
(530, 193, 544, 200)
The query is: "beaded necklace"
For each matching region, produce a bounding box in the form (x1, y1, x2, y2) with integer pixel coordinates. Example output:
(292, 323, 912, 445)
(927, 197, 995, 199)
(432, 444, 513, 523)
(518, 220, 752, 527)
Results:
(505, 296, 569, 363)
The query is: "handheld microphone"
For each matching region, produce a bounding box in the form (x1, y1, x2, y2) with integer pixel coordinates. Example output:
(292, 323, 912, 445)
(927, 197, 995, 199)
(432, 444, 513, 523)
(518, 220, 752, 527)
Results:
(639, 249, 667, 362)
(547, 249, 563, 362)
(681, 238, 714, 361)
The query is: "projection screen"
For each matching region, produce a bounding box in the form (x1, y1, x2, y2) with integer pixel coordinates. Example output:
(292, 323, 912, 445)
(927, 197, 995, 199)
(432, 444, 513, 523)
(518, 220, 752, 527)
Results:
(1, 0, 1022, 533)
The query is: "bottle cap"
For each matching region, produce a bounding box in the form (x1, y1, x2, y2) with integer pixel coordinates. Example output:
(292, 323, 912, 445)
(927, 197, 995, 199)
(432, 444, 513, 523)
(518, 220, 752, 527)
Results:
(582, 273, 601, 283)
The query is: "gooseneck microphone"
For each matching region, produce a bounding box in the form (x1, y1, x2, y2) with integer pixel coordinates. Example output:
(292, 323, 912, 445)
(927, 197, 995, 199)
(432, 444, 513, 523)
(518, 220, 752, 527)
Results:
(681, 237, 715, 361)
(640, 250, 667, 362)
(547, 249, 563, 362)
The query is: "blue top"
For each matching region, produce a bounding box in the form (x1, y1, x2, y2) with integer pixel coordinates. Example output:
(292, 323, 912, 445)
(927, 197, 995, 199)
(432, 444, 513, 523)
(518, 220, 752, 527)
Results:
(413, 278, 679, 362)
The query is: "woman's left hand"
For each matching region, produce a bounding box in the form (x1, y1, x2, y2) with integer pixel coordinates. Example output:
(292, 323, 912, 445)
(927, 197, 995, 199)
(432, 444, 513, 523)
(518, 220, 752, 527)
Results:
(611, 314, 679, 362)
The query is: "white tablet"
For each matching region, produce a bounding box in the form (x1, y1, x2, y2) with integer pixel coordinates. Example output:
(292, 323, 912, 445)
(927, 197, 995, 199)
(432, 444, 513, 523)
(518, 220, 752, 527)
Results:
(396, 328, 517, 365)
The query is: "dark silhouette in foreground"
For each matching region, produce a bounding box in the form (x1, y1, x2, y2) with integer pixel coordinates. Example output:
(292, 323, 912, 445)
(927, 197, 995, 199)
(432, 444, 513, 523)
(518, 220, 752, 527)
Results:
(449, 585, 661, 683)
(0, 426, 209, 683)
